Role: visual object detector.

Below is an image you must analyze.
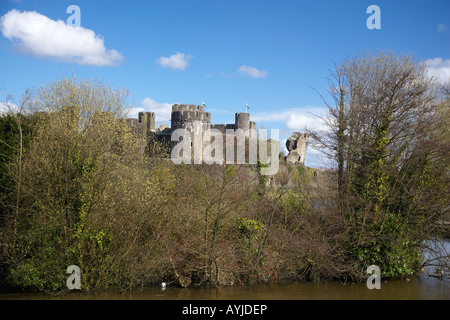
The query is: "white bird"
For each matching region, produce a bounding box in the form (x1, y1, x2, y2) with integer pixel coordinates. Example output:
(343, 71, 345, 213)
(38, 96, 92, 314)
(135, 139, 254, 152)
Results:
(161, 282, 166, 290)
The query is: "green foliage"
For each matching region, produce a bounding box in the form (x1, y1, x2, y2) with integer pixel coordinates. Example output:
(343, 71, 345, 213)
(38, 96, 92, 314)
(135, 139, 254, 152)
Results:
(7, 263, 45, 291)
(67, 213, 113, 290)
(256, 160, 268, 197)
(65, 157, 113, 290)
(282, 190, 309, 212)
(0, 114, 17, 188)
(355, 243, 421, 277)
(236, 217, 267, 279)
(1, 76, 144, 292)
(6, 218, 69, 291)
(0, 113, 35, 287)
(0, 113, 33, 195)
(237, 218, 264, 241)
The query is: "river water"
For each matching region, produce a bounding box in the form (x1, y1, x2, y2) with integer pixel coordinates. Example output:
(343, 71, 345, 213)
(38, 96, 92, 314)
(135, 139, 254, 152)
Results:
(1, 276, 448, 300)
(1, 240, 449, 300)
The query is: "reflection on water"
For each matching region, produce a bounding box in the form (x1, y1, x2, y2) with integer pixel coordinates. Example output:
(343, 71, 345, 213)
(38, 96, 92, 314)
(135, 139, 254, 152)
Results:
(1, 241, 448, 300)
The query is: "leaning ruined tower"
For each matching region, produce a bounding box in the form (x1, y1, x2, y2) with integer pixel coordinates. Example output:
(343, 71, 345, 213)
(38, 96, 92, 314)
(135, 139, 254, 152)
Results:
(285, 132, 309, 165)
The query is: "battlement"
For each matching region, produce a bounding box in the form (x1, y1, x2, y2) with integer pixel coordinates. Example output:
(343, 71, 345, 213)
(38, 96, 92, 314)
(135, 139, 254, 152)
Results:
(171, 104, 211, 133)
(211, 124, 226, 132)
(172, 104, 204, 112)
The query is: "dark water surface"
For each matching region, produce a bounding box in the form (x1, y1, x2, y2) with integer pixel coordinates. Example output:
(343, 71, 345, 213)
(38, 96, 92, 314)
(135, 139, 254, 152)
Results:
(1, 274, 448, 300)
(1, 241, 448, 300)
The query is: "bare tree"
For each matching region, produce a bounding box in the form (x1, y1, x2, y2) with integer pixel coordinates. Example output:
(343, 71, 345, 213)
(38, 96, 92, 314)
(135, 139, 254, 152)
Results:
(310, 50, 449, 277)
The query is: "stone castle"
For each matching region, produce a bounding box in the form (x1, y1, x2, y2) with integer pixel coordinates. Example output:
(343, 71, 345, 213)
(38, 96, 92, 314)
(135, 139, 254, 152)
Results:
(126, 104, 309, 166)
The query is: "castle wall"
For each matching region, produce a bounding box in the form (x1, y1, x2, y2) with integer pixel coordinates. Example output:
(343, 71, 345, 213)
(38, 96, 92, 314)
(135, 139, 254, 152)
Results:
(137, 111, 156, 138)
(126, 118, 139, 131)
(211, 124, 226, 132)
(146, 112, 156, 132)
(172, 104, 204, 112)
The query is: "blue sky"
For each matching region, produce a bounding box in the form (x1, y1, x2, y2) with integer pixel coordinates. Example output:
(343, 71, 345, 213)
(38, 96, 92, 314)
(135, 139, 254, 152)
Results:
(0, 0, 449, 167)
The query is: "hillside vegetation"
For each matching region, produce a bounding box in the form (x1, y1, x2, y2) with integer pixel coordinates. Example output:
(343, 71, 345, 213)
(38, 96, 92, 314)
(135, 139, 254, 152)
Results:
(0, 51, 448, 292)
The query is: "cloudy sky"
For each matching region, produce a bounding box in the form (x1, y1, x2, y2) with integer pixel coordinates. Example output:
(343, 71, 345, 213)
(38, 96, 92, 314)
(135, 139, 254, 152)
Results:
(0, 0, 449, 167)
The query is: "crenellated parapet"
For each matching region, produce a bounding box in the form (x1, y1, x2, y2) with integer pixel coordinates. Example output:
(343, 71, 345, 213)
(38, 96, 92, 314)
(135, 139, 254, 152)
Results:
(170, 104, 211, 133)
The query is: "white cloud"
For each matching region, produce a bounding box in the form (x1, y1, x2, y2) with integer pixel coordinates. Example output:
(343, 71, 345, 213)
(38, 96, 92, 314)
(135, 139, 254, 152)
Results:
(437, 23, 448, 32)
(129, 98, 172, 122)
(0, 9, 123, 66)
(252, 107, 328, 131)
(237, 65, 267, 78)
(0, 102, 19, 114)
(156, 52, 192, 71)
(424, 57, 450, 84)
(279, 139, 288, 155)
(285, 113, 326, 131)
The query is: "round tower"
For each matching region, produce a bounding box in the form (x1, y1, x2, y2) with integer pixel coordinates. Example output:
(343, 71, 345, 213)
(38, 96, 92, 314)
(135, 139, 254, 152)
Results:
(235, 112, 250, 131)
(171, 104, 211, 133)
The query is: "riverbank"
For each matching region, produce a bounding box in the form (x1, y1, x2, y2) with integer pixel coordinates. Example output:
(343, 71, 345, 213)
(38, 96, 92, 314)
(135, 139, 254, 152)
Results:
(2, 238, 448, 300)
(1, 274, 448, 300)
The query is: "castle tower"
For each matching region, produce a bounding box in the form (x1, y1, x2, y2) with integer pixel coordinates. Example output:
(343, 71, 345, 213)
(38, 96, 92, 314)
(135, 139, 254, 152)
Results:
(147, 112, 156, 133)
(171, 104, 211, 133)
(170, 104, 212, 156)
(138, 111, 156, 138)
(235, 112, 250, 131)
